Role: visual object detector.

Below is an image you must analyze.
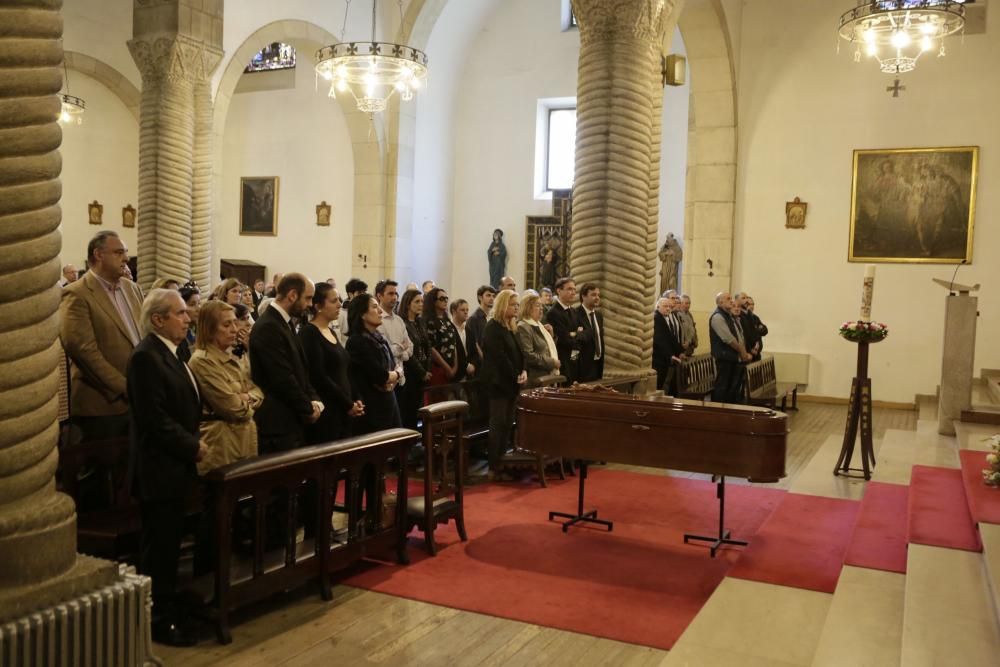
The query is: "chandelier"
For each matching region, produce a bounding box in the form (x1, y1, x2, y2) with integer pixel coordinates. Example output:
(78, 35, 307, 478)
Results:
(838, 1, 967, 74)
(315, 0, 428, 115)
(59, 60, 85, 125)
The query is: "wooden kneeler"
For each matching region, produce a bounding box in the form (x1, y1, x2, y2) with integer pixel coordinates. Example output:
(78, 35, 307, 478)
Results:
(408, 400, 470, 555)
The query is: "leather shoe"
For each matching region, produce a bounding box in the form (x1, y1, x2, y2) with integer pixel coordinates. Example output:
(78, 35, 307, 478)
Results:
(152, 620, 197, 647)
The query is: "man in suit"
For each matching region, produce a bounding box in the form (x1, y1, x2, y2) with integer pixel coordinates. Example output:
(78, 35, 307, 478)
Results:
(127, 289, 208, 646)
(710, 292, 752, 403)
(250, 273, 322, 453)
(653, 296, 686, 393)
(251, 278, 265, 310)
(60, 231, 144, 442)
(736, 292, 767, 361)
(543, 277, 585, 385)
(466, 285, 495, 359)
(577, 283, 604, 382)
(59, 263, 78, 287)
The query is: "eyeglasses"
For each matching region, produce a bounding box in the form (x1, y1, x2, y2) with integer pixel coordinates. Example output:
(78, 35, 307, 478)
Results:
(437, 296, 449, 302)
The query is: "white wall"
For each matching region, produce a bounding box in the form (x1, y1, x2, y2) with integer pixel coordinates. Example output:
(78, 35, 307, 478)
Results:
(445, 0, 690, 302)
(59, 72, 139, 268)
(733, 0, 1000, 402)
(218, 62, 354, 284)
(62, 0, 140, 89)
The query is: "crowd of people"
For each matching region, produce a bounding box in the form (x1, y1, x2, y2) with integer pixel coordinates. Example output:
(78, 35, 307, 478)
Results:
(58, 230, 767, 646)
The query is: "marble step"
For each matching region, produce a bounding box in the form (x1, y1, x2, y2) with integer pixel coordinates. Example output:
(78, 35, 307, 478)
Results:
(811, 566, 904, 667)
(873, 427, 959, 485)
(955, 421, 1000, 452)
(900, 544, 1000, 666)
(983, 524, 1000, 632)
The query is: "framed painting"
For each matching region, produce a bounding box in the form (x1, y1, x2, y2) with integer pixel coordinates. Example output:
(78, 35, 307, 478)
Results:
(122, 204, 136, 228)
(316, 200, 331, 226)
(848, 146, 978, 263)
(525, 215, 570, 292)
(239, 176, 279, 236)
(88, 200, 103, 225)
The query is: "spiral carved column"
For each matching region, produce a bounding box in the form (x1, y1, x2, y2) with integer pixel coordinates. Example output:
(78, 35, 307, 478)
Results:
(0, 0, 115, 622)
(129, 34, 221, 290)
(570, 0, 675, 373)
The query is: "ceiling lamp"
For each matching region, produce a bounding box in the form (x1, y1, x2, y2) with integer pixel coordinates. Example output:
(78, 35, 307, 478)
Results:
(59, 60, 85, 125)
(315, 0, 428, 115)
(838, 1, 967, 74)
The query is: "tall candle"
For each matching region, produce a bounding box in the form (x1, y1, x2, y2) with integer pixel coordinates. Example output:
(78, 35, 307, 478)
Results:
(860, 264, 875, 321)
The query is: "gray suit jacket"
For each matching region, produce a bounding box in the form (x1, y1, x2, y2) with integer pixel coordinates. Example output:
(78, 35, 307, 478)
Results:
(516, 320, 558, 385)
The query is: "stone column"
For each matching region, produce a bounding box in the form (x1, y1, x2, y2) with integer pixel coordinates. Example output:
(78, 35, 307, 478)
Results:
(0, 0, 115, 622)
(570, 0, 676, 374)
(128, 1, 223, 291)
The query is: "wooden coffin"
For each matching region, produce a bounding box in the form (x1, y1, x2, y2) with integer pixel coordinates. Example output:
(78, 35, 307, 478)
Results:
(517, 387, 788, 481)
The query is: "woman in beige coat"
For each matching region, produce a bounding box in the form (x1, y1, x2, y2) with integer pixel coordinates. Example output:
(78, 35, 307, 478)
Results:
(189, 300, 263, 475)
(515, 291, 561, 386)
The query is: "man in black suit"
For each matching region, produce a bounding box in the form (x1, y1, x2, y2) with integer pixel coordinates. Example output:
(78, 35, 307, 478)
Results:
(127, 289, 208, 646)
(466, 285, 495, 359)
(652, 296, 686, 393)
(543, 277, 586, 385)
(577, 283, 604, 382)
(250, 273, 322, 453)
(251, 278, 265, 310)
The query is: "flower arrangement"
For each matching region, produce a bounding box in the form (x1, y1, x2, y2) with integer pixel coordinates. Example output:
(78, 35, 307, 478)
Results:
(983, 435, 1000, 487)
(838, 320, 889, 343)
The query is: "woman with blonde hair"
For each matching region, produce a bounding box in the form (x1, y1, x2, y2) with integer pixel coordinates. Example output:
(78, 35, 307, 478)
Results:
(212, 277, 244, 306)
(189, 300, 263, 474)
(480, 289, 527, 475)
(516, 290, 560, 386)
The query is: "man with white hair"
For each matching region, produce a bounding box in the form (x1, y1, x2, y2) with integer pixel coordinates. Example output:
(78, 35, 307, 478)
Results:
(127, 288, 207, 646)
(59, 263, 78, 287)
(678, 293, 698, 355)
(709, 291, 752, 403)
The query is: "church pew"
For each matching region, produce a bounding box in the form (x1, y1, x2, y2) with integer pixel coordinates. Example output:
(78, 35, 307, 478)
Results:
(203, 428, 419, 644)
(744, 356, 797, 411)
(676, 353, 717, 400)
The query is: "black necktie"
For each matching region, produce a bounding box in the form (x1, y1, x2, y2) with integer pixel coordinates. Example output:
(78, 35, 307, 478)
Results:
(590, 311, 601, 359)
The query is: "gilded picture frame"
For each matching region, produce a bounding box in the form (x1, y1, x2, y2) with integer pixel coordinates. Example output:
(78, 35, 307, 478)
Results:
(239, 176, 279, 236)
(88, 200, 103, 225)
(122, 204, 136, 228)
(316, 200, 331, 227)
(848, 146, 978, 264)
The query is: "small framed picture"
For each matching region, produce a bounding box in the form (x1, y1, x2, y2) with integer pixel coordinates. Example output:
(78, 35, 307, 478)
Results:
(122, 204, 136, 228)
(88, 201, 103, 225)
(316, 200, 331, 227)
(785, 197, 807, 229)
(239, 176, 279, 236)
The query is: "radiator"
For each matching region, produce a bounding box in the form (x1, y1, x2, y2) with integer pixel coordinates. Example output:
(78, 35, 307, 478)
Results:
(0, 565, 161, 667)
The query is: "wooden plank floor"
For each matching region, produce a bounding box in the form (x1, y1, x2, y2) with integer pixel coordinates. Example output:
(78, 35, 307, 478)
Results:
(157, 403, 917, 666)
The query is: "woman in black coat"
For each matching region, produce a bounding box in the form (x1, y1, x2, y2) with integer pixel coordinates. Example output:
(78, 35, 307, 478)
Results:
(298, 283, 363, 444)
(346, 293, 402, 434)
(399, 288, 432, 429)
(480, 289, 527, 475)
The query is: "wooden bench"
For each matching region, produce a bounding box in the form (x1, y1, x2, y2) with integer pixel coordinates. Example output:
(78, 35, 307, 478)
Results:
(743, 356, 798, 411)
(204, 428, 419, 644)
(676, 354, 717, 400)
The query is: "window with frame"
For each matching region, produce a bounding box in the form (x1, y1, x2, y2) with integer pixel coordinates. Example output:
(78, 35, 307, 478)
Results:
(546, 107, 577, 192)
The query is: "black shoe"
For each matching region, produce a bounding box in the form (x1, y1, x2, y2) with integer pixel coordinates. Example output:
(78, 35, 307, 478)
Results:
(151, 620, 197, 647)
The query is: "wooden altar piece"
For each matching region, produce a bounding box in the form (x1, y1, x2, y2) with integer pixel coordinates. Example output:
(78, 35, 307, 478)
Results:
(932, 278, 980, 436)
(833, 340, 876, 480)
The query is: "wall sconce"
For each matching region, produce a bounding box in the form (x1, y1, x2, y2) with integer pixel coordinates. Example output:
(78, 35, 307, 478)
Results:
(357, 253, 368, 269)
(706, 258, 714, 277)
(662, 54, 686, 87)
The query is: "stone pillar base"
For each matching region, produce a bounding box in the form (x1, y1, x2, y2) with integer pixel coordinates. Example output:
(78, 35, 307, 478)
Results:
(0, 554, 117, 624)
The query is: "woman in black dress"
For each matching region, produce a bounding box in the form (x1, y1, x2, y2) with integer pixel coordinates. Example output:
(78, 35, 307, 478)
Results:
(346, 293, 402, 434)
(298, 283, 363, 444)
(480, 289, 527, 474)
(399, 288, 432, 429)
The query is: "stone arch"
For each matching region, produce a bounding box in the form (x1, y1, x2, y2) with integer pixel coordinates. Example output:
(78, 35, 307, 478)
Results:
(210, 19, 390, 283)
(64, 51, 141, 122)
(676, 0, 738, 323)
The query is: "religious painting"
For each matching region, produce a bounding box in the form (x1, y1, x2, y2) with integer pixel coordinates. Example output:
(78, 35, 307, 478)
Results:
(849, 147, 978, 264)
(525, 215, 570, 292)
(88, 200, 103, 225)
(239, 176, 279, 236)
(785, 197, 807, 229)
(122, 204, 136, 228)
(316, 200, 331, 227)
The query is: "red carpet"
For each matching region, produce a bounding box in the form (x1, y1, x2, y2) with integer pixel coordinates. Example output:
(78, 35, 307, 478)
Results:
(728, 493, 860, 593)
(959, 449, 1000, 525)
(907, 465, 982, 552)
(341, 470, 784, 650)
(843, 482, 909, 574)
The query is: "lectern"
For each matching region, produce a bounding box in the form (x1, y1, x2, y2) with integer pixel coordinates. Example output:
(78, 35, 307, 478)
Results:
(933, 278, 980, 436)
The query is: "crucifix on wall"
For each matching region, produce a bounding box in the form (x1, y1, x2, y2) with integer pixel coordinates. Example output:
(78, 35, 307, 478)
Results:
(886, 79, 906, 98)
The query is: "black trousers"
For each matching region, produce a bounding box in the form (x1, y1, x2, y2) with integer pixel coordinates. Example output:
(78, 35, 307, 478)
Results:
(398, 378, 424, 430)
(712, 359, 744, 404)
(488, 397, 517, 471)
(140, 499, 187, 622)
(655, 365, 677, 395)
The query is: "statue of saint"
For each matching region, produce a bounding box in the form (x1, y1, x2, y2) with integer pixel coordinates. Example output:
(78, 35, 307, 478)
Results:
(658, 233, 682, 295)
(487, 228, 507, 289)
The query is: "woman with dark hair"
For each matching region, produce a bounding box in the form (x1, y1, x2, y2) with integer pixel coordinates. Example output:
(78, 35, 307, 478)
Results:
(346, 293, 402, 434)
(480, 289, 527, 475)
(179, 282, 201, 346)
(423, 287, 461, 386)
(398, 288, 432, 428)
(231, 302, 252, 358)
(299, 283, 363, 443)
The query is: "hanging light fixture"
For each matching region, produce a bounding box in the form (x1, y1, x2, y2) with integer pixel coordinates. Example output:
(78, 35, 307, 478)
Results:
(838, 1, 967, 75)
(59, 59, 85, 125)
(315, 0, 428, 115)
